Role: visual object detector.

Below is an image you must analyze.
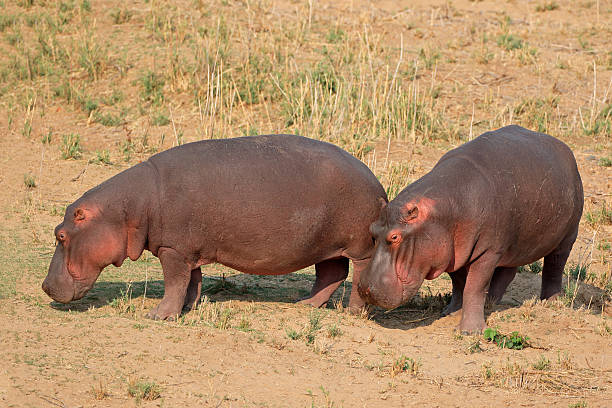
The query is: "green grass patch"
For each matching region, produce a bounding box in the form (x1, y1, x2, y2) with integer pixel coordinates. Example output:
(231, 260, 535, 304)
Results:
(497, 33, 524, 51)
(483, 327, 530, 350)
(518, 261, 542, 274)
(585, 201, 612, 227)
(536, 2, 559, 12)
(127, 379, 161, 401)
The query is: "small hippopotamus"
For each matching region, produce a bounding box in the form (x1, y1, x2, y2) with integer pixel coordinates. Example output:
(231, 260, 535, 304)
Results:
(358, 125, 583, 333)
(42, 135, 387, 320)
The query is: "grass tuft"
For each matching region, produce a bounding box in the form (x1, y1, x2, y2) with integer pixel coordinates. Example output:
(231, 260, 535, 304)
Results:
(60, 134, 82, 160)
(127, 379, 161, 401)
(23, 174, 36, 189)
(390, 355, 420, 377)
(536, 2, 559, 12)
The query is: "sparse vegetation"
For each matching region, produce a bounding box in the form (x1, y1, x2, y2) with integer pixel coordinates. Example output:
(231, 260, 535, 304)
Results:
(91, 379, 110, 400)
(60, 134, 82, 159)
(536, 2, 559, 12)
(23, 174, 36, 189)
(94, 111, 125, 127)
(326, 324, 342, 338)
(90, 149, 111, 165)
(585, 202, 612, 227)
(497, 33, 524, 51)
(483, 327, 530, 350)
(127, 379, 161, 401)
(108, 285, 136, 315)
(110, 8, 133, 24)
(519, 261, 542, 274)
(532, 355, 551, 370)
(390, 355, 420, 377)
(567, 263, 589, 282)
(467, 339, 483, 353)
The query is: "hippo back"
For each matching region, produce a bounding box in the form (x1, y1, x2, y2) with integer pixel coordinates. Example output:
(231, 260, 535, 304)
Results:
(146, 135, 387, 273)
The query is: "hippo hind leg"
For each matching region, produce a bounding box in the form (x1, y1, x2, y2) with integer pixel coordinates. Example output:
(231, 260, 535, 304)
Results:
(182, 267, 203, 311)
(298, 257, 349, 308)
(487, 266, 517, 304)
(541, 228, 578, 299)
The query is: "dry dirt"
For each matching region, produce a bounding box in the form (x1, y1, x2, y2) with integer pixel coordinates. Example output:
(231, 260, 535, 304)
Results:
(0, 0, 611, 407)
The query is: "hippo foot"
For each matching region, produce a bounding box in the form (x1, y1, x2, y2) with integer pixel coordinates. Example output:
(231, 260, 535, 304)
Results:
(346, 294, 367, 315)
(146, 303, 181, 321)
(540, 290, 561, 301)
(146, 313, 177, 322)
(297, 297, 328, 308)
(457, 318, 486, 335)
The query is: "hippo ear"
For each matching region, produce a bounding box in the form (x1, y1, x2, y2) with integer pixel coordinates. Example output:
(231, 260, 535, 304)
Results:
(378, 197, 387, 210)
(74, 208, 89, 222)
(74, 208, 84, 221)
(400, 204, 419, 223)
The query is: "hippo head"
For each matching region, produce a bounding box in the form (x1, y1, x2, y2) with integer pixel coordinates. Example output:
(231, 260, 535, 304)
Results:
(42, 201, 140, 303)
(358, 197, 453, 309)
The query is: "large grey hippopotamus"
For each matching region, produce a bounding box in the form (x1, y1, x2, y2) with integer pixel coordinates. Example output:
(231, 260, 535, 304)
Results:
(43, 135, 387, 320)
(358, 125, 583, 333)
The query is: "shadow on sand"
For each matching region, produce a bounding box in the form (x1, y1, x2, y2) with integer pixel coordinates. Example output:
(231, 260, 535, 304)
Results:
(49, 270, 609, 330)
(49, 273, 317, 312)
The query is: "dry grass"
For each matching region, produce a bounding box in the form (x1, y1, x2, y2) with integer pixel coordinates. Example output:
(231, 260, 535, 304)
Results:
(472, 357, 604, 396)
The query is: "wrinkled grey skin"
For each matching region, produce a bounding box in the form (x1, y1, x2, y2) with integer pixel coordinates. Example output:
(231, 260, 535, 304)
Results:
(359, 125, 583, 333)
(43, 135, 387, 320)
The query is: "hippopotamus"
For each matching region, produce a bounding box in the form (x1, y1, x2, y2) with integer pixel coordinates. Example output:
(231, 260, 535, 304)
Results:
(358, 125, 583, 333)
(42, 135, 387, 320)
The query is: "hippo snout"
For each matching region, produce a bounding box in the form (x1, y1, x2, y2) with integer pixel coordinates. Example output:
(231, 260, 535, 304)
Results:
(358, 270, 405, 310)
(42, 246, 76, 303)
(42, 275, 74, 303)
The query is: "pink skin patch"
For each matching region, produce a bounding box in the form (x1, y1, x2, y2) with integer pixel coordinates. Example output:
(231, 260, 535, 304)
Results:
(400, 197, 435, 224)
(396, 196, 447, 282)
(62, 208, 124, 283)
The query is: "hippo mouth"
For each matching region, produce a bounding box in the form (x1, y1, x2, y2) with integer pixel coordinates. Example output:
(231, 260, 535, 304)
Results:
(42, 268, 75, 303)
(42, 245, 97, 303)
(358, 267, 422, 310)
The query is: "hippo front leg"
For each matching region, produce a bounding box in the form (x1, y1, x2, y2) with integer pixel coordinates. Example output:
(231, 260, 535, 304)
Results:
(146, 247, 191, 321)
(459, 254, 499, 334)
(347, 258, 369, 313)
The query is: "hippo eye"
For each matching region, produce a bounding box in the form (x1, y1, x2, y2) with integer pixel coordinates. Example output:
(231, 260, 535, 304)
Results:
(57, 231, 66, 241)
(388, 233, 401, 244)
